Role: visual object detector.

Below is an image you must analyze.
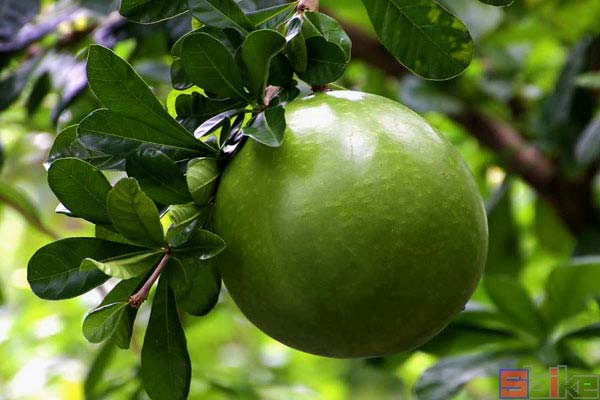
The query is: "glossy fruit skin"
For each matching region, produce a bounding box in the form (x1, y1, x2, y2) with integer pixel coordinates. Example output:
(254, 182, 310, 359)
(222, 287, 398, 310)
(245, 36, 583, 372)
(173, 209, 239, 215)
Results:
(214, 91, 488, 358)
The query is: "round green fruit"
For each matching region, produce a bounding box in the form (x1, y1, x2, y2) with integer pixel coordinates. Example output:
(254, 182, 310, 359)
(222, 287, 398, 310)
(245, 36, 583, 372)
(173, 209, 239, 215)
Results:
(213, 91, 488, 358)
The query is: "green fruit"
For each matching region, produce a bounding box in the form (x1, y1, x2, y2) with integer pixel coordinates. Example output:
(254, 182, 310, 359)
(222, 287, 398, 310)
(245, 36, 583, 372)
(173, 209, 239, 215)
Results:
(214, 91, 488, 358)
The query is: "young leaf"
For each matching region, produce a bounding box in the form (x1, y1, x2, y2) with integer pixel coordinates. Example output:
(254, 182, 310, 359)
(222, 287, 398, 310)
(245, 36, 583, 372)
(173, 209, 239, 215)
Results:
(48, 158, 112, 225)
(241, 29, 286, 100)
(120, 0, 188, 23)
(86, 46, 214, 155)
(107, 178, 166, 248)
(242, 106, 286, 147)
(141, 277, 191, 400)
(181, 32, 249, 100)
(188, 0, 254, 33)
(47, 126, 118, 170)
(303, 12, 352, 61)
(361, 0, 474, 80)
(298, 37, 347, 85)
(168, 258, 221, 316)
(27, 238, 142, 300)
(172, 229, 226, 259)
(83, 302, 129, 343)
(81, 250, 163, 279)
(78, 109, 209, 163)
(126, 148, 193, 205)
(247, 2, 297, 27)
(186, 158, 220, 205)
(484, 276, 546, 339)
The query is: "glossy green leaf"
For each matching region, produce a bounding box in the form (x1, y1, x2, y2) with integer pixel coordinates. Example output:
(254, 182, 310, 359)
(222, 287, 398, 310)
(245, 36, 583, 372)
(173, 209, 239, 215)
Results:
(247, 2, 296, 27)
(286, 29, 307, 73)
(241, 29, 286, 100)
(166, 204, 209, 247)
(126, 148, 192, 205)
(107, 178, 166, 248)
(484, 276, 546, 339)
(83, 302, 129, 343)
(542, 257, 600, 328)
(242, 106, 286, 147)
(181, 32, 249, 100)
(361, 0, 474, 80)
(81, 250, 162, 279)
(141, 277, 191, 400)
(415, 351, 518, 400)
(47, 126, 118, 170)
(298, 36, 347, 85)
(48, 158, 112, 225)
(188, 0, 254, 33)
(86, 46, 214, 154)
(175, 91, 245, 132)
(27, 238, 141, 299)
(78, 109, 208, 162)
(186, 158, 219, 205)
(120, 0, 188, 23)
(172, 229, 226, 259)
(303, 12, 352, 61)
(95, 225, 134, 245)
(168, 258, 221, 316)
(99, 276, 146, 349)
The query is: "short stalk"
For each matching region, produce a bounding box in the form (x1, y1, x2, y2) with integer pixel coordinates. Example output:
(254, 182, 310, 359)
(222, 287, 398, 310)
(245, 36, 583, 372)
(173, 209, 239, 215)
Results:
(129, 250, 171, 308)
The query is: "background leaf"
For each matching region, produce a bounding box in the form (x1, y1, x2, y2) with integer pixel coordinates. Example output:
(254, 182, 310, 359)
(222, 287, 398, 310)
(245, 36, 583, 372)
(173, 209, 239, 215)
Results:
(120, 0, 188, 23)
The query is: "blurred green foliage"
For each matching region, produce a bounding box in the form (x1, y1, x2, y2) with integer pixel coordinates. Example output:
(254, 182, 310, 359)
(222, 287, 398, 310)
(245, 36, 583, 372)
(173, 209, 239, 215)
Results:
(2, 0, 600, 399)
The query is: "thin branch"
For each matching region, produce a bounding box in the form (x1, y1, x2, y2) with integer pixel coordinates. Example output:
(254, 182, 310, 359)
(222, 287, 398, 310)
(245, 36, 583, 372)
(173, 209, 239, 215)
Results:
(298, 0, 319, 12)
(129, 251, 171, 308)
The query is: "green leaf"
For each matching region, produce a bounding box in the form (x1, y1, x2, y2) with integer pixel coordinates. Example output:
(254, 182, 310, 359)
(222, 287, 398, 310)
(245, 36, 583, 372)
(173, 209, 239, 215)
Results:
(242, 106, 286, 147)
(241, 29, 286, 100)
(107, 178, 166, 248)
(99, 276, 146, 349)
(415, 351, 518, 400)
(141, 277, 191, 400)
(95, 225, 134, 245)
(575, 116, 600, 167)
(84, 341, 117, 399)
(175, 91, 245, 132)
(167, 206, 209, 247)
(83, 302, 129, 343)
(484, 276, 546, 339)
(186, 158, 220, 205)
(286, 28, 307, 74)
(86, 46, 214, 155)
(361, 0, 474, 80)
(172, 229, 226, 259)
(247, 2, 297, 27)
(126, 148, 192, 205)
(81, 250, 162, 279)
(303, 12, 352, 62)
(188, 0, 254, 33)
(542, 257, 600, 328)
(168, 258, 221, 316)
(78, 109, 208, 163)
(47, 126, 119, 170)
(181, 32, 249, 100)
(298, 36, 347, 85)
(27, 238, 141, 300)
(0, 182, 58, 238)
(477, 0, 513, 6)
(120, 0, 188, 23)
(48, 158, 112, 225)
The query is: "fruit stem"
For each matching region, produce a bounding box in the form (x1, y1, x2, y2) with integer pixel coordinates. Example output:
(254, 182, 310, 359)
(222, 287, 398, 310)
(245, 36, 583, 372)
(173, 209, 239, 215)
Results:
(129, 250, 171, 308)
(298, 0, 319, 12)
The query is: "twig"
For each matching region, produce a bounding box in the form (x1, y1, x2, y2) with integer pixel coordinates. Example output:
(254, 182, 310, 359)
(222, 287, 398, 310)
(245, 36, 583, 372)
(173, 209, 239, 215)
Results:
(298, 0, 319, 12)
(129, 251, 171, 308)
(0, 191, 60, 239)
